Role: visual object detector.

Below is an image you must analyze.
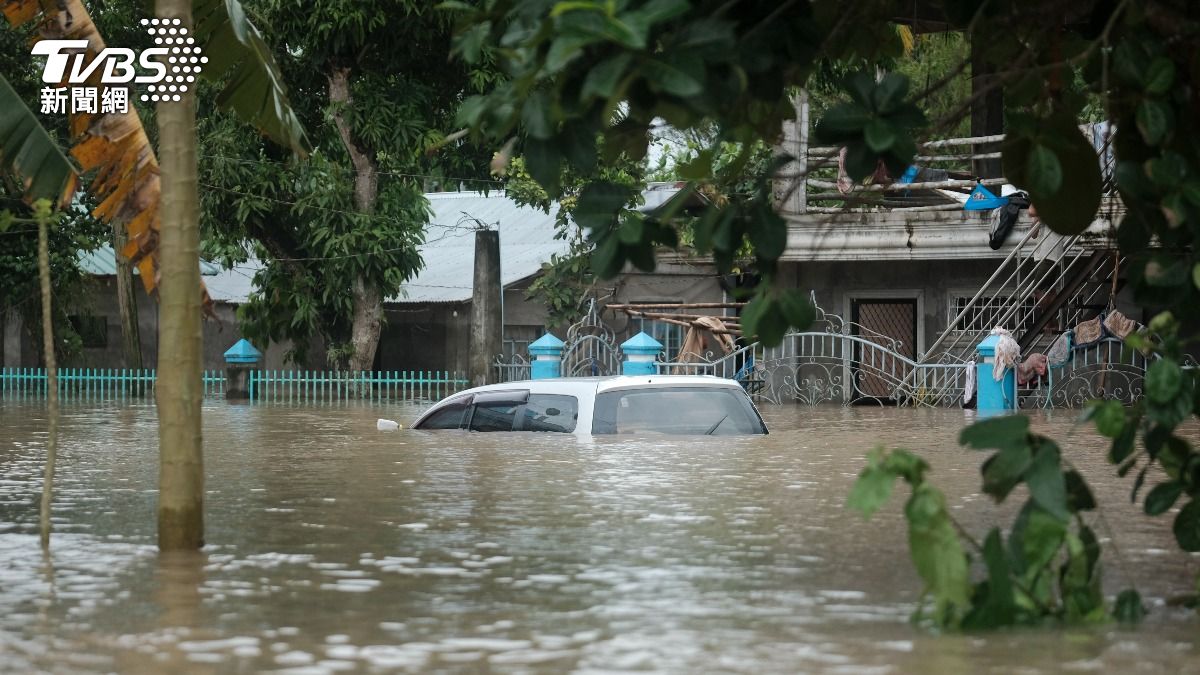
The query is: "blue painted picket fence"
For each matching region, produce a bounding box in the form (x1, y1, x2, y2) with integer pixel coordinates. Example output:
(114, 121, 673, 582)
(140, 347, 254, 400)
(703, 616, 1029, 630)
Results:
(0, 367, 467, 404)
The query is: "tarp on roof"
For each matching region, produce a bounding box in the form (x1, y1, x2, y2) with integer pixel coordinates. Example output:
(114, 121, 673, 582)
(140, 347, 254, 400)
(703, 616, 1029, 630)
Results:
(388, 191, 568, 304)
(79, 244, 220, 276)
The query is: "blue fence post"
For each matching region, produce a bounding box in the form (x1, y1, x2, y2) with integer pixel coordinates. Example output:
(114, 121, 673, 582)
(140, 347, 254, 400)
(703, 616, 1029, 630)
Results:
(977, 334, 1016, 413)
(621, 332, 663, 376)
(224, 339, 262, 401)
(529, 333, 565, 380)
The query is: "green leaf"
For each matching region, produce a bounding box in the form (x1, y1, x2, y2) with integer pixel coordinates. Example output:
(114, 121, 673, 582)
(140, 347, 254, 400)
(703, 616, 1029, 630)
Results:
(848, 464, 896, 518)
(881, 449, 929, 484)
(581, 53, 633, 100)
(778, 290, 815, 332)
(1144, 481, 1184, 516)
(1146, 358, 1182, 403)
(959, 415, 1030, 450)
(1027, 145, 1063, 195)
(1135, 99, 1172, 146)
(195, 0, 311, 156)
(1025, 441, 1068, 521)
(1065, 470, 1097, 512)
(813, 103, 870, 144)
(521, 91, 556, 139)
(962, 528, 1017, 629)
(590, 229, 621, 278)
(574, 181, 634, 231)
(1174, 499, 1200, 552)
(1002, 115, 1102, 235)
(1144, 57, 1176, 94)
(905, 484, 971, 622)
(617, 213, 643, 244)
(870, 73, 910, 114)
(842, 142, 879, 181)
(642, 55, 705, 97)
(0, 75, 79, 208)
(1090, 400, 1126, 438)
(1114, 589, 1145, 624)
(524, 139, 563, 194)
(1019, 502, 1067, 574)
(981, 444, 1032, 501)
(863, 118, 897, 153)
(1194, 263, 1200, 291)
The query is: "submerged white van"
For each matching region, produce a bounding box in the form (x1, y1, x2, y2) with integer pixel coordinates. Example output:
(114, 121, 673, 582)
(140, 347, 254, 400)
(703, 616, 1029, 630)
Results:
(411, 375, 768, 435)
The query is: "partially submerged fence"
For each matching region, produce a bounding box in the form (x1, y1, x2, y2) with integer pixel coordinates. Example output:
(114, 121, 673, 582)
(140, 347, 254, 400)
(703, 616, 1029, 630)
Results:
(0, 368, 467, 404)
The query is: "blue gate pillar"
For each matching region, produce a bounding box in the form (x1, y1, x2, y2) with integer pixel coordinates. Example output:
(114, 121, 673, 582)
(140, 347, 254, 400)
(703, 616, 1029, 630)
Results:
(529, 333, 565, 380)
(621, 332, 663, 376)
(224, 339, 262, 400)
(976, 334, 1016, 413)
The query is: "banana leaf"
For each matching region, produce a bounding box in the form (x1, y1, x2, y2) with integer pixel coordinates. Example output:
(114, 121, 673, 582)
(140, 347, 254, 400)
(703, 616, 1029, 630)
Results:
(194, 0, 311, 156)
(0, 75, 79, 209)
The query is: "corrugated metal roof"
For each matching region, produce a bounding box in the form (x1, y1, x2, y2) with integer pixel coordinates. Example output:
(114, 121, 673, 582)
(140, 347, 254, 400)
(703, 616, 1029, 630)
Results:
(199, 191, 569, 305)
(204, 261, 258, 303)
(388, 191, 569, 304)
(78, 244, 220, 276)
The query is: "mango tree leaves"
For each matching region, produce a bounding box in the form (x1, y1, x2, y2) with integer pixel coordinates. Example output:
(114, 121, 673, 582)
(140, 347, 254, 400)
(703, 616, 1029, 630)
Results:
(1002, 113, 1102, 235)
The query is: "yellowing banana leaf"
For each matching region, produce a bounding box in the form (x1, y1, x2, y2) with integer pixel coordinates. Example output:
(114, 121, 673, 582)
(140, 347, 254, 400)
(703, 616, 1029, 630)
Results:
(4, 0, 214, 313)
(194, 0, 310, 156)
(0, 75, 79, 209)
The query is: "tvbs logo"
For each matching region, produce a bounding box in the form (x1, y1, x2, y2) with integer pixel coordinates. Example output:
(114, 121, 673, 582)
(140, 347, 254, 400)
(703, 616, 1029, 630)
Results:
(35, 18, 207, 114)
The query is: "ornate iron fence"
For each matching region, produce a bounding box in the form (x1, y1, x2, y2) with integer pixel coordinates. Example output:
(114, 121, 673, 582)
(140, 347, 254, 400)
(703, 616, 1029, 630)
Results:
(657, 303, 972, 407)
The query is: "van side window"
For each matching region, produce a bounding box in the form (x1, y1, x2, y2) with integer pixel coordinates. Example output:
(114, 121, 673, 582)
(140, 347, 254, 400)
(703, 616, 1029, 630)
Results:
(419, 398, 470, 429)
(518, 394, 578, 432)
(469, 401, 522, 432)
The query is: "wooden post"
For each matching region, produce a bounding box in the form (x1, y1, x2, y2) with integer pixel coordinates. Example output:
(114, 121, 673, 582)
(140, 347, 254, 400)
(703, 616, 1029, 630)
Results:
(773, 90, 808, 214)
(469, 229, 502, 387)
(970, 38, 1004, 178)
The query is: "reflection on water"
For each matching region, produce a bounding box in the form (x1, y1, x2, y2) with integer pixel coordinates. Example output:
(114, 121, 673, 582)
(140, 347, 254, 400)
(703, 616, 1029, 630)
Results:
(1, 401, 1198, 672)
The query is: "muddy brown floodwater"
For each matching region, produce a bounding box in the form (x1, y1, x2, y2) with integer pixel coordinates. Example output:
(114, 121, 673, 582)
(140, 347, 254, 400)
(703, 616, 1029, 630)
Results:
(1, 401, 1199, 673)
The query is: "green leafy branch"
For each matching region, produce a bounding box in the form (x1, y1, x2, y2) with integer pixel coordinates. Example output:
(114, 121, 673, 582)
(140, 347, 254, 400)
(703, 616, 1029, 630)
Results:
(849, 415, 1144, 630)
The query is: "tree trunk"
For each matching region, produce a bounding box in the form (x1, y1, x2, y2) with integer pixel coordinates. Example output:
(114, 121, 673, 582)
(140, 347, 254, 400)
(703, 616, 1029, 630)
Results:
(113, 220, 143, 370)
(37, 207, 58, 549)
(328, 65, 383, 372)
(156, 0, 204, 551)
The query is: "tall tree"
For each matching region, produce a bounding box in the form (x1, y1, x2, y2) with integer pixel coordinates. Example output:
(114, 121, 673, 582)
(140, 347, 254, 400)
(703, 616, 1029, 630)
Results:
(198, 0, 492, 370)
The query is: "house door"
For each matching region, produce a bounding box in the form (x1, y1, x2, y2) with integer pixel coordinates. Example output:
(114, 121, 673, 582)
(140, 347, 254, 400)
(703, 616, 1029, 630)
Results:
(851, 299, 918, 403)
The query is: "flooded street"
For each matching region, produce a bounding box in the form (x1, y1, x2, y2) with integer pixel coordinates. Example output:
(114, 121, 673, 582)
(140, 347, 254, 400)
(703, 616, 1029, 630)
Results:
(1, 402, 1198, 673)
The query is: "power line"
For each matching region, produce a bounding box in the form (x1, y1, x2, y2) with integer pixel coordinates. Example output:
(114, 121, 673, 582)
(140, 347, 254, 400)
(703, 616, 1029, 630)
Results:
(197, 153, 505, 187)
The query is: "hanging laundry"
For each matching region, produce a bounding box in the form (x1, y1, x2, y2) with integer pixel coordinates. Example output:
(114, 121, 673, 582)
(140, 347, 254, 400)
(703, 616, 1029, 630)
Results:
(989, 327, 1021, 382)
(1045, 330, 1072, 368)
(1103, 309, 1139, 339)
(1074, 315, 1104, 346)
(1017, 353, 1049, 386)
(988, 191, 1031, 250)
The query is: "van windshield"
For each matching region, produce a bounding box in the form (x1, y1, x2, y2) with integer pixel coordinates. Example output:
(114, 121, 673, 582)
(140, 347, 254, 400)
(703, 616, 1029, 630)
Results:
(591, 386, 767, 435)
